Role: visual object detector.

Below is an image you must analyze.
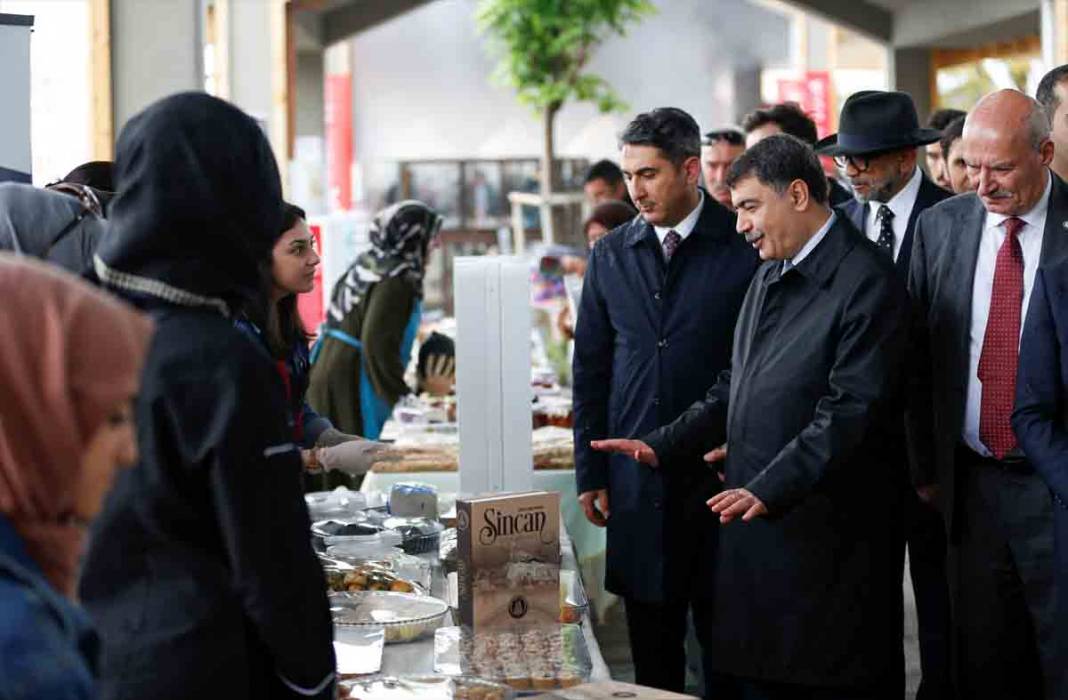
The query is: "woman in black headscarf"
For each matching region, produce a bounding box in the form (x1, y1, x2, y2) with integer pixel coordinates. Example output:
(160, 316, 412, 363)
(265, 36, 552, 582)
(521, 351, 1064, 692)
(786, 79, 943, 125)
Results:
(307, 200, 442, 440)
(78, 92, 335, 700)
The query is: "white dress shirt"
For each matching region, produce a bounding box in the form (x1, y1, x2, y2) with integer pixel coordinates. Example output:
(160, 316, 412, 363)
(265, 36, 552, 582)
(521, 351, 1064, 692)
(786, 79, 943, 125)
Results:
(963, 172, 1052, 456)
(864, 167, 923, 262)
(783, 211, 836, 274)
(653, 190, 705, 258)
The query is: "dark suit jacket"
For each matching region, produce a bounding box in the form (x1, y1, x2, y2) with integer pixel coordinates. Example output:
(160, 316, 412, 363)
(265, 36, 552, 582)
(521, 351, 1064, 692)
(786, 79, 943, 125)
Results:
(644, 214, 910, 686)
(839, 171, 951, 280)
(1012, 261, 1068, 621)
(907, 173, 1068, 533)
(827, 177, 853, 206)
(572, 192, 759, 603)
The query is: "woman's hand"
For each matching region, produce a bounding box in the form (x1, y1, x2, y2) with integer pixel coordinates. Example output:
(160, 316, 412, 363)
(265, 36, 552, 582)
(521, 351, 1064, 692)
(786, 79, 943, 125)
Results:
(316, 440, 402, 476)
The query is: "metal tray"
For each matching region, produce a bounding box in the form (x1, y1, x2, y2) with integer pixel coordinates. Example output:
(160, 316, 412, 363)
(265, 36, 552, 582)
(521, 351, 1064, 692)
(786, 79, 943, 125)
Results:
(330, 591, 450, 644)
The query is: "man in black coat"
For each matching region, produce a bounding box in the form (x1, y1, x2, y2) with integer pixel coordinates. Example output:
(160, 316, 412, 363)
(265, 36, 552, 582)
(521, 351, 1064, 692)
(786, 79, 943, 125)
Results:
(573, 107, 758, 693)
(595, 134, 909, 699)
(908, 89, 1067, 699)
(816, 90, 954, 700)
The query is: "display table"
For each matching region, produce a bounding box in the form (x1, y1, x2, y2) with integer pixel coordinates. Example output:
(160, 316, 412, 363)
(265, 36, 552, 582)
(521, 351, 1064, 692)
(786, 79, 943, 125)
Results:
(360, 471, 617, 621)
(373, 519, 611, 683)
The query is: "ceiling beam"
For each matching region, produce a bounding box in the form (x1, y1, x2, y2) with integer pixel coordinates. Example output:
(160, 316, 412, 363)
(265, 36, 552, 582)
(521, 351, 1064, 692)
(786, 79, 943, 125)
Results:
(780, 0, 892, 43)
(321, 0, 437, 46)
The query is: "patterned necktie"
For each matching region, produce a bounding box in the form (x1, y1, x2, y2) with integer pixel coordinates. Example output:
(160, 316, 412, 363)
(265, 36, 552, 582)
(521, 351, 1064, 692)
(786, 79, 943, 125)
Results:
(662, 230, 682, 261)
(978, 216, 1026, 459)
(875, 205, 895, 257)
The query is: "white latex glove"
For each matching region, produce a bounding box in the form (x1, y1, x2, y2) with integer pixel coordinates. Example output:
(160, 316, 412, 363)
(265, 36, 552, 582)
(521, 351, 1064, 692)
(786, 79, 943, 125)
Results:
(316, 440, 400, 476)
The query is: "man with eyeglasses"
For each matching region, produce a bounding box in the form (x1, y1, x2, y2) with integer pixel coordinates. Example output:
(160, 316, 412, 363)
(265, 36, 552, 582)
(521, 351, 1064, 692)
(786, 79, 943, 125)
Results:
(816, 90, 954, 700)
(701, 128, 745, 210)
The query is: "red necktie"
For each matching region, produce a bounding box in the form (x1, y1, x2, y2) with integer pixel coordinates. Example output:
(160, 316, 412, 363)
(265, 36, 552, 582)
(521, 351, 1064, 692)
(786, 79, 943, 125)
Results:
(978, 216, 1025, 459)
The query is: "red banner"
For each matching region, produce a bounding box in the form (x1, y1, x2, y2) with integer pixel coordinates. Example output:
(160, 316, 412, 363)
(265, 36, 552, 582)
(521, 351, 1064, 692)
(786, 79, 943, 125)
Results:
(325, 73, 352, 212)
(777, 71, 835, 175)
(776, 71, 833, 136)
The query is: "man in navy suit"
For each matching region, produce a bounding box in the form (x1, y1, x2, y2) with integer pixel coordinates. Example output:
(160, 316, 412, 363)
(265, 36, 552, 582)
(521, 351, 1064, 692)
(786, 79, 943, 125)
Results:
(816, 90, 954, 699)
(1013, 258, 1068, 696)
(573, 107, 758, 693)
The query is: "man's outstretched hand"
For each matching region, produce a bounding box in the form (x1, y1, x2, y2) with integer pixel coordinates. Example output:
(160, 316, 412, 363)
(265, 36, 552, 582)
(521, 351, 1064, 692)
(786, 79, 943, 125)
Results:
(707, 488, 767, 524)
(578, 489, 611, 527)
(590, 439, 659, 467)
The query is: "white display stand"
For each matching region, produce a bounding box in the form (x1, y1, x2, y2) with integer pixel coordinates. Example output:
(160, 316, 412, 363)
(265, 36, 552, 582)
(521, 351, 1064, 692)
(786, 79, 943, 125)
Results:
(0, 14, 33, 183)
(454, 257, 532, 494)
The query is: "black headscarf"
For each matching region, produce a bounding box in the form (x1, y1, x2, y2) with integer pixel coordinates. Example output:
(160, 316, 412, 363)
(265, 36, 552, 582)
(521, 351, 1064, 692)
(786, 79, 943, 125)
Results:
(326, 200, 441, 325)
(93, 92, 283, 315)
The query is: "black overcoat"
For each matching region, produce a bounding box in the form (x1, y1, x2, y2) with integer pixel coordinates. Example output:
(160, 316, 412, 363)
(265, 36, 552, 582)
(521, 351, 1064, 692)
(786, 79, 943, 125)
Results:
(572, 193, 759, 603)
(644, 215, 910, 686)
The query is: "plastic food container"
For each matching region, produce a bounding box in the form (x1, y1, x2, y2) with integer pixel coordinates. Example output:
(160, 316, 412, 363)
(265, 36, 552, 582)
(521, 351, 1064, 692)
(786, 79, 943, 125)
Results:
(559, 570, 589, 624)
(311, 518, 380, 553)
(334, 625, 385, 678)
(330, 591, 451, 644)
(322, 559, 425, 596)
(338, 675, 513, 700)
(439, 528, 458, 574)
(325, 529, 404, 553)
(306, 487, 368, 520)
(433, 625, 592, 691)
(389, 482, 439, 518)
(382, 516, 446, 554)
(322, 546, 432, 592)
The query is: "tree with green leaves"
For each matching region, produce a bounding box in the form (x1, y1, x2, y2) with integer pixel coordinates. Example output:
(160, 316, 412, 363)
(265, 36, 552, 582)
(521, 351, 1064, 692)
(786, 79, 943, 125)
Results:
(476, 0, 654, 235)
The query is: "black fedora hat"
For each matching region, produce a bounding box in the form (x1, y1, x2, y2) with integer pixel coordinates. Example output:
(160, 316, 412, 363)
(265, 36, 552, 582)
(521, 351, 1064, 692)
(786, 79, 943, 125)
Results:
(814, 91, 942, 156)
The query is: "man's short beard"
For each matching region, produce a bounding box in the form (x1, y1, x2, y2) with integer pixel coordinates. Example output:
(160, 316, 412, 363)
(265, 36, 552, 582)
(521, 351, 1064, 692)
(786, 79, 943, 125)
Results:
(855, 175, 901, 204)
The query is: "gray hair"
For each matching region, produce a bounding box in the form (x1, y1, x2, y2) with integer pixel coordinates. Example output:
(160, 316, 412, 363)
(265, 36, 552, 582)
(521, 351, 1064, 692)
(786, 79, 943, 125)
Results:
(1027, 100, 1052, 150)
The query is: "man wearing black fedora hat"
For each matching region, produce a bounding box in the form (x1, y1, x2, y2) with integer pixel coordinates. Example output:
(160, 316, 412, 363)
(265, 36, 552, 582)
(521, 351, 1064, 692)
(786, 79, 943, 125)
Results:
(818, 90, 955, 700)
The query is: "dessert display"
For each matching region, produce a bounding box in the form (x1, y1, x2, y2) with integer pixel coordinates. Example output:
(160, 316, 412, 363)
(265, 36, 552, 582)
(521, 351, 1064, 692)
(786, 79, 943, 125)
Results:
(434, 625, 592, 691)
(559, 571, 588, 625)
(324, 561, 421, 595)
(531, 396, 573, 430)
(330, 591, 451, 644)
(531, 427, 575, 471)
(321, 544, 433, 593)
(338, 674, 513, 700)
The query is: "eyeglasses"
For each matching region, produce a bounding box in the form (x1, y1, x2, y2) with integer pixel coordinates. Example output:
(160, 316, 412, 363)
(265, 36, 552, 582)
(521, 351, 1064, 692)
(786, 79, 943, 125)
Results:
(45, 182, 105, 218)
(702, 129, 745, 146)
(832, 151, 893, 174)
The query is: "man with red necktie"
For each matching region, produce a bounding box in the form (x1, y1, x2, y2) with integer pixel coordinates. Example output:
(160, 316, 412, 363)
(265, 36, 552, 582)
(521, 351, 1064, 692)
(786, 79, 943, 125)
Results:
(909, 89, 1068, 699)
